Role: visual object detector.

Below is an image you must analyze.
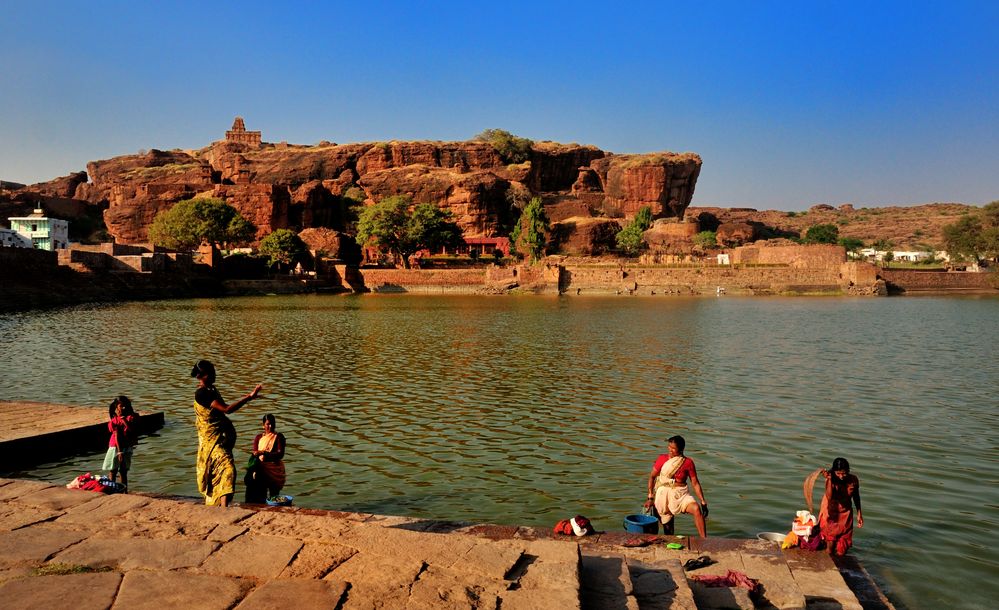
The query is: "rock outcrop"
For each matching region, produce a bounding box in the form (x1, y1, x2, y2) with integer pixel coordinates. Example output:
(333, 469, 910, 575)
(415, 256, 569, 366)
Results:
(7, 120, 704, 252)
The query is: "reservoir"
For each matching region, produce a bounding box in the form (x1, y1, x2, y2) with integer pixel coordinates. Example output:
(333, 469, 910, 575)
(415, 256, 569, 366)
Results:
(1, 294, 996, 609)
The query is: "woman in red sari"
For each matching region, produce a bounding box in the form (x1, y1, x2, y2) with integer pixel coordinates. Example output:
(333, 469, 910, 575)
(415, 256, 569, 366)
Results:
(819, 457, 863, 555)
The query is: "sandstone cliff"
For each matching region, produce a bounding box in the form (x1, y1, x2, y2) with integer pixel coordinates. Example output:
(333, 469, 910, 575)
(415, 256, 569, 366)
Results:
(4, 124, 703, 248)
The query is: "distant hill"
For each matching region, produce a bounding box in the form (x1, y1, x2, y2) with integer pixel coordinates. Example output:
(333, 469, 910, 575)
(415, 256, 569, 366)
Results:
(687, 203, 978, 249)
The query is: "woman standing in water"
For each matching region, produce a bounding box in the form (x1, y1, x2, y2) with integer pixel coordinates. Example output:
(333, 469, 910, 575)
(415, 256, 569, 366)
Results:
(643, 435, 709, 538)
(191, 360, 263, 507)
(819, 457, 863, 555)
(244, 413, 287, 503)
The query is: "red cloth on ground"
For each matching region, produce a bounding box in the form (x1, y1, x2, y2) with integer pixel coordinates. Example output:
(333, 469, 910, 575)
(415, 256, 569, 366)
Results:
(690, 570, 760, 594)
(651, 454, 697, 484)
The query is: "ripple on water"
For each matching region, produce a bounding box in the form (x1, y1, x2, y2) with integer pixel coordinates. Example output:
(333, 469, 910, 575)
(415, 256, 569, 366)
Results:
(1, 294, 998, 609)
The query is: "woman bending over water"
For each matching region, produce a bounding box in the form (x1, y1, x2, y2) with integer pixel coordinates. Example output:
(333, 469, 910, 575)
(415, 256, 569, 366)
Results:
(191, 360, 262, 507)
(819, 457, 863, 555)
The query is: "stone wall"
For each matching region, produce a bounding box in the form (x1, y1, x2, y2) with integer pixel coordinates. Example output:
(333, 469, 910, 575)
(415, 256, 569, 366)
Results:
(561, 263, 847, 295)
(358, 268, 489, 293)
(880, 269, 997, 292)
(0, 247, 57, 275)
(731, 244, 845, 268)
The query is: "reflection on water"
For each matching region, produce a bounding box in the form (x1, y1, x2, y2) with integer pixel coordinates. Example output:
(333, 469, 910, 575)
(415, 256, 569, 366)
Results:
(1, 294, 997, 609)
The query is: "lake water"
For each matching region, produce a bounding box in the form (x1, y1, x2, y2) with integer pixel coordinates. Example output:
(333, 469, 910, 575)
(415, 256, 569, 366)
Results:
(1, 294, 996, 609)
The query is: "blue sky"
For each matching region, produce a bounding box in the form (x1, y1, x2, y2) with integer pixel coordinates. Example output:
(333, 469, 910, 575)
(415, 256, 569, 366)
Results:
(1, 1, 996, 210)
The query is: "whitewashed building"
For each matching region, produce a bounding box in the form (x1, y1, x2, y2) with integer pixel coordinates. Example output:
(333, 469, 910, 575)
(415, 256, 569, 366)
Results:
(8, 207, 69, 251)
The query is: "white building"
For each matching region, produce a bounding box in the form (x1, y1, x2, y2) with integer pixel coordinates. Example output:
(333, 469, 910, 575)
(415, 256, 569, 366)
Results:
(0, 228, 32, 248)
(8, 207, 69, 250)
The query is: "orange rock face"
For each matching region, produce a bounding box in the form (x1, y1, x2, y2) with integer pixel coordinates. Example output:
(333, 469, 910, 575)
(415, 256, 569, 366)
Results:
(22, 132, 703, 251)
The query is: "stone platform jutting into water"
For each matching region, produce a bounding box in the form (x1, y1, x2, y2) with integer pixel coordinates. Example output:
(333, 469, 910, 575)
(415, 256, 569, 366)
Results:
(0, 478, 892, 610)
(0, 401, 164, 470)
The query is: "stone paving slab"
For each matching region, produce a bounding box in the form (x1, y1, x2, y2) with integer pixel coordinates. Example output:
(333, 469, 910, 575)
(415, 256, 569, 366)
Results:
(784, 550, 863, 610)
(405, 565, 501, 609)
(113, 570, 252, 610)
(0, 503, 63, 531)
(53, 536, 219, 570)
(235, 578, 349, 609)
(0, 524, 89, 563)
(326, 549, 426, 605)
(12, 485, 105, 511)
(0, 571, 122, 610)
(198, 533, 303, 579)
(240, 509, 353, 542)
(0, 479, 55, 502)
(279, 541, 357, 578)
(55, 492, 151, 525)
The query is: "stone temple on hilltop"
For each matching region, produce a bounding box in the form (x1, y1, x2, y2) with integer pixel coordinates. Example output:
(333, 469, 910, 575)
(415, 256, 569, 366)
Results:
(225, 116, 261, 148)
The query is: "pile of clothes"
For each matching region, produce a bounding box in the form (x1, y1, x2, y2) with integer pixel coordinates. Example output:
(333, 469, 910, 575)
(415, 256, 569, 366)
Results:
(66, 473, 125, 494)
(781, 510, 821, 550)
(553, 515, 595, 537)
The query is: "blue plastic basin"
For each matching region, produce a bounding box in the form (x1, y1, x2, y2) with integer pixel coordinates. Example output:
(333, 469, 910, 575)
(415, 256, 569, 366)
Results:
(623, 513, 659, 534)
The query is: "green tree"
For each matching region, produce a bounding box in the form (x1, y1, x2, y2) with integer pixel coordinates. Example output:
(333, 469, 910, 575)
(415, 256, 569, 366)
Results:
(942, 201, 999, 262)
(511, 197, 550, 263)
(838, 236, 865, 255)
(615, 206, 653, 256)
(356, 196, 464, 268)
(258, 229, 309, 267)
(474, 129, 534, 163)
(882, 250, 895, 267)
(803, 223, 839, 244)
(148, 197, 256, 250)
(693, 230, 718, 249)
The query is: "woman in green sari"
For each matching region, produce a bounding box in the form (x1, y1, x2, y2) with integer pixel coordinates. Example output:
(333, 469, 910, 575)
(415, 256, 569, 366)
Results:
(191, 360, 263, 507)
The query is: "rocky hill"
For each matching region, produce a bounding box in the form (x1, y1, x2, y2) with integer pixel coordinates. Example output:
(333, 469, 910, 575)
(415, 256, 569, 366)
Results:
(1, 119, 702, 249)
(687, 202, 976, 250)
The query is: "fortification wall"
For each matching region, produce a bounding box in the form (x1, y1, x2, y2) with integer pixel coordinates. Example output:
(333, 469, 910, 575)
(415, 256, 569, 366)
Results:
(358, 268, 489, 293)
(561, 263, 846, 295)
(731, 244, 845, 268)
(880, 269, 997, 292)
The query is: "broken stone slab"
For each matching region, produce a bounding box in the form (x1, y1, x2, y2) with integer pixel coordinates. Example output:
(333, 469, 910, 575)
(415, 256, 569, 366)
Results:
(235, 578, 349, 609)
(405, 565, 502, 609)
(325, 549, 425, 603)
(0, 570, 122, 610)
(113, 570, 253, 609)
(198, 533, 303, 579)
(0, 524, 89, 564)
(279, 541, 357, 579)
(450, 539, 525, 579)
(207, 523, 248, 542)
(52, 536, 218, 570)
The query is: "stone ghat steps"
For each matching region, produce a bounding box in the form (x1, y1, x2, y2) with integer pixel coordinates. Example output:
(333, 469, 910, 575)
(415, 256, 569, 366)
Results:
(577, 534, 874, 610)
(0, 478, 885, 610)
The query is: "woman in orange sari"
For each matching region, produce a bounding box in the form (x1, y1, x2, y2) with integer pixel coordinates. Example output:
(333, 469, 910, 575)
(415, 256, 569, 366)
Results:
(819, 457, 863, 555)
(244, 413, 286, 503)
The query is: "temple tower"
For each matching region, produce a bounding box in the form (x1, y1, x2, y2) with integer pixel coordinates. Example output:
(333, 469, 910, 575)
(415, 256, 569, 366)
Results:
(225, 116, 262, 148)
